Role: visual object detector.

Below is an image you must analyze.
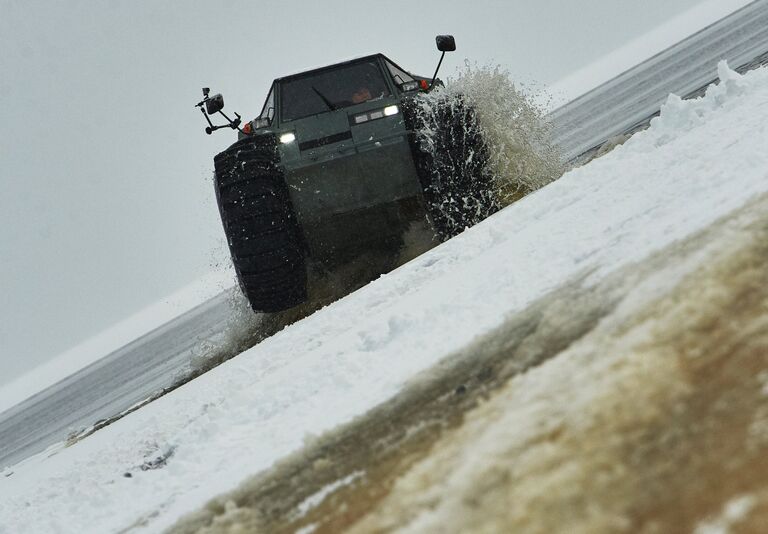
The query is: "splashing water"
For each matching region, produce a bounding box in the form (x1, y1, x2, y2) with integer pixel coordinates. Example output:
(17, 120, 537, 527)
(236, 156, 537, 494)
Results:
(408, 63, 562, 236)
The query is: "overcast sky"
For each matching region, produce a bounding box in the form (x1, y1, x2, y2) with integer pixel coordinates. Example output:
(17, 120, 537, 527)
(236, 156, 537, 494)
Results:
(1, 0, 714, 383)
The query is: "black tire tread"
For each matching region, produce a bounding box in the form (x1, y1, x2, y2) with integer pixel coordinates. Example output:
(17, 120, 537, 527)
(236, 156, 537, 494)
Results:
(214, 134, 307, 312)
(402, 95, 499, 240)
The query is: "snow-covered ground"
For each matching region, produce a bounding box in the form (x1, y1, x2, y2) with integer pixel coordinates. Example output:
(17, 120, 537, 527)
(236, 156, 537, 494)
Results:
(1, 61, 766, 533)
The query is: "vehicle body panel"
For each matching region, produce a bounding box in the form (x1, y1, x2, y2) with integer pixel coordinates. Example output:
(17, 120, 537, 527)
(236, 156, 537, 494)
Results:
(246, 54, 435, 262)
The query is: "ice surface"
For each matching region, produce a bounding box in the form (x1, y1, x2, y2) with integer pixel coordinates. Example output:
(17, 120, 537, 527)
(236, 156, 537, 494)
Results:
(548, 0, 754, 105)
(0, 270, 236, 414)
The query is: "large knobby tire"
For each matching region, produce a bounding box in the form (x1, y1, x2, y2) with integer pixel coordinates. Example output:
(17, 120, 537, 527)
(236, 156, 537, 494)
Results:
(403, 96, 500, 240)
(214, 134, 307, 313)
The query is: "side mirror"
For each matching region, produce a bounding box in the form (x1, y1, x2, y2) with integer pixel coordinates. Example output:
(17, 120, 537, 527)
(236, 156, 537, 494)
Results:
(436, 35, 456, 52)
(428, 35, 456, 90)
(205, 93, 224, 114)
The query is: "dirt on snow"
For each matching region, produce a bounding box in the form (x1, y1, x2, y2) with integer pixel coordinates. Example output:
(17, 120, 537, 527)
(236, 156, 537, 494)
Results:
(171, 194, 768, 534)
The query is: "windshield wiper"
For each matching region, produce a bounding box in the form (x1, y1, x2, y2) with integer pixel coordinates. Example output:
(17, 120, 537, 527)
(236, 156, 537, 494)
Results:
(311, 86, 337, 111)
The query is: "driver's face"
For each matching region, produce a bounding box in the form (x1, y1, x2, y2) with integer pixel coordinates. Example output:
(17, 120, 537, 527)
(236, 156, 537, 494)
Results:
(351, 87, 372, 104)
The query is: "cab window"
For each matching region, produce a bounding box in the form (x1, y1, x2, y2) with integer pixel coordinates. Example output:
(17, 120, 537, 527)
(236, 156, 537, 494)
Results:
(280, 60, 391, 122)
(385, 60, 415, 87)
(259, 86, 275, 121)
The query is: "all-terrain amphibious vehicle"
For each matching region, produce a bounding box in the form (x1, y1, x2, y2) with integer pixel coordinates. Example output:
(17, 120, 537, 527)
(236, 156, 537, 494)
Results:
(197, 36, 497, 312)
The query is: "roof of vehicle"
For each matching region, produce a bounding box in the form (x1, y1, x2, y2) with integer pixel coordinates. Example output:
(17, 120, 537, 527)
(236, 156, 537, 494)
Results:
(274, 53, 400, 84)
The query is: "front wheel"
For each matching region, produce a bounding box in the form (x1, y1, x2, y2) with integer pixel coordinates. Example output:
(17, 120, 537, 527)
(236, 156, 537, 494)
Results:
(213, 135, 307, 313)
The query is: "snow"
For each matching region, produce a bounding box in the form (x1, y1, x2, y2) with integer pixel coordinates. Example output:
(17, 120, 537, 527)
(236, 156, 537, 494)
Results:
(1, 62, 767, 533)
(694, 495, 757, 534)
(0, 269, 235, 414)
(296, 471, 363, 517)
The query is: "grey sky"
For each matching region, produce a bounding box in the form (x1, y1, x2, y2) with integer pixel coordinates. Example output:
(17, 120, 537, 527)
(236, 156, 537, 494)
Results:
(0, 0, 704, 383)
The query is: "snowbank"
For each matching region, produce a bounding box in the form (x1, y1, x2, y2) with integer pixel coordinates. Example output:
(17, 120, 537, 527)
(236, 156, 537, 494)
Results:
(1, 62, 767, 533)
(171, 182, 768, 534)
(340, 195, 768, 534)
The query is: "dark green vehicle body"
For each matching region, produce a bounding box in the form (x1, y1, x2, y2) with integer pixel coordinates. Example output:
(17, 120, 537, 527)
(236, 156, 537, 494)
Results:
(244, 54, 432, 261)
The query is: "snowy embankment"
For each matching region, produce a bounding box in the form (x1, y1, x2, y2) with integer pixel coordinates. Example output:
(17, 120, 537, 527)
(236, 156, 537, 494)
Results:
(2, 62, 767, 533)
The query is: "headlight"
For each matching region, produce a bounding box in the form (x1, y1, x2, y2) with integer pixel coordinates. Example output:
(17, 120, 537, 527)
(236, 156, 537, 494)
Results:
(280, 132, 296, 144)
(351, 105, 399, 125)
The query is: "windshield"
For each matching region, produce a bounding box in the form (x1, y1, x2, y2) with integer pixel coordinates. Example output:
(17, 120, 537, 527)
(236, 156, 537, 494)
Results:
(280, 59, 391, 122)
(259, 85, 275, 121)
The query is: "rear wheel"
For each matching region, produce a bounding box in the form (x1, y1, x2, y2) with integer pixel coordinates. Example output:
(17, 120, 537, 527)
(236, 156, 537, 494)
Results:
(403, 95, 500, 239)
(214, 135, 307, 312)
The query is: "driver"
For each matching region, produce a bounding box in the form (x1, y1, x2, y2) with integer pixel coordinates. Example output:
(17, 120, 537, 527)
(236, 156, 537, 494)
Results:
(351, 86, 372, 104)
